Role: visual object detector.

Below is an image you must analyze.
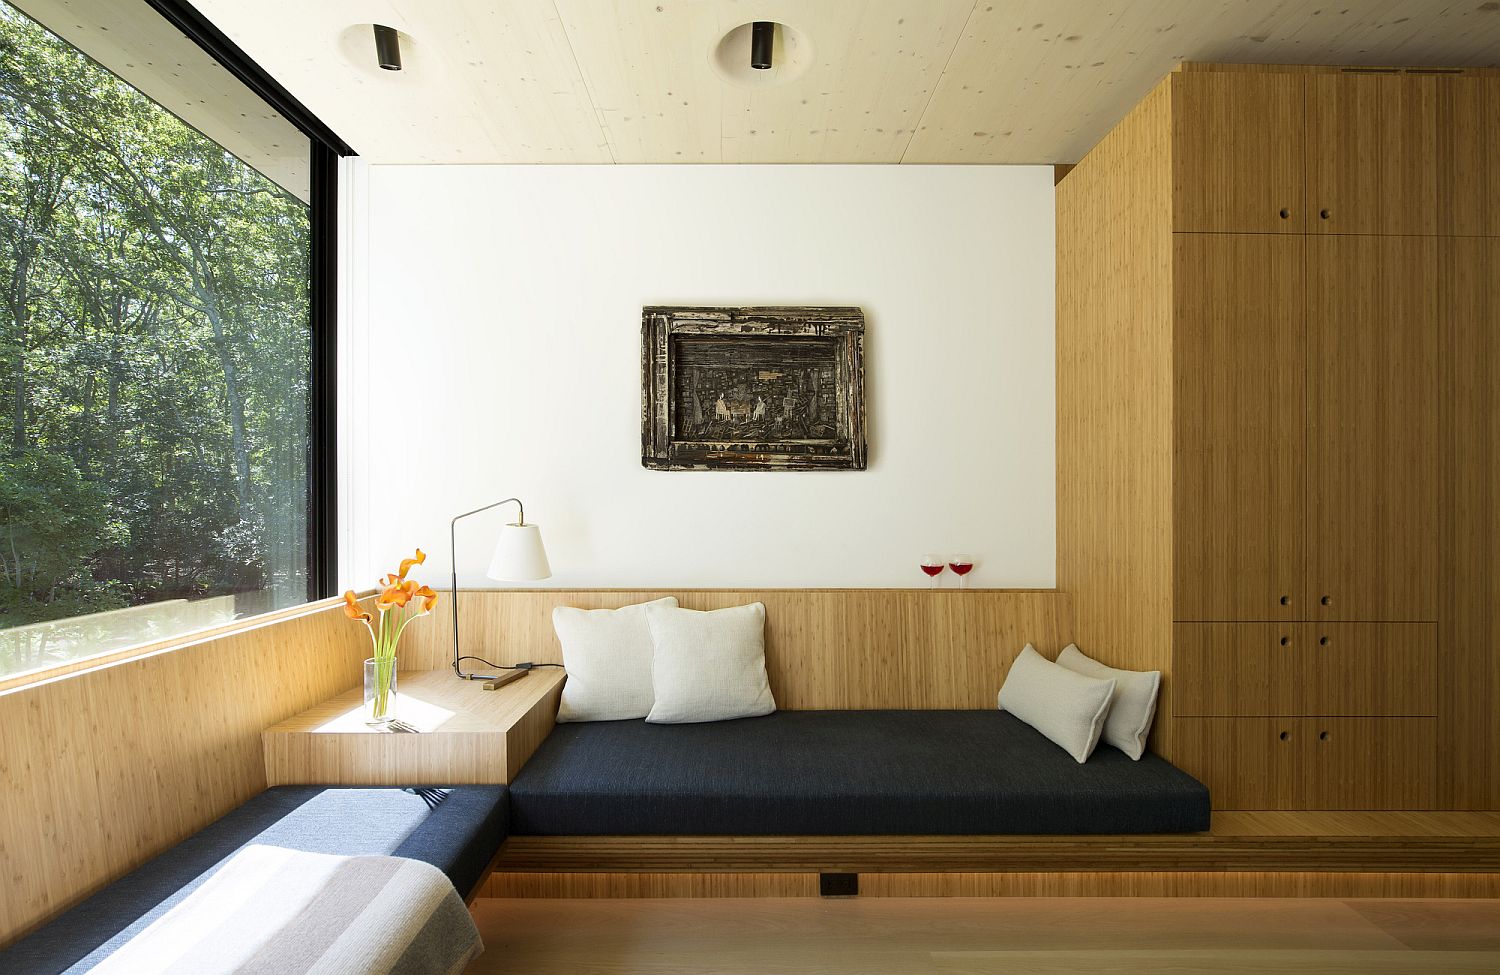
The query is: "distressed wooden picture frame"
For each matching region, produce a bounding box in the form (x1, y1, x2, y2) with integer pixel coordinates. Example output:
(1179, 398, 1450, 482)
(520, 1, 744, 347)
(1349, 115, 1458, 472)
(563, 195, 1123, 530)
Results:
(641, 306, 867, 471)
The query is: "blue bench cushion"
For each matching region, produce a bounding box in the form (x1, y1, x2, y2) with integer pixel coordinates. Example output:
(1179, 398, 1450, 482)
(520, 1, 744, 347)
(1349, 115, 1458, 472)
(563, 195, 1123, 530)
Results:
(509, 710, 1210, 835)
(0, 785, 507, 975)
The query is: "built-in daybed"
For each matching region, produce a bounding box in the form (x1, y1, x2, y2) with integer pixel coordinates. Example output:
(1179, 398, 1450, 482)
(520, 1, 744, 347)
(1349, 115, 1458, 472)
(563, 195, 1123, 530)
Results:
(509, 710, 1210, 836)
(0, 786, 508, 975)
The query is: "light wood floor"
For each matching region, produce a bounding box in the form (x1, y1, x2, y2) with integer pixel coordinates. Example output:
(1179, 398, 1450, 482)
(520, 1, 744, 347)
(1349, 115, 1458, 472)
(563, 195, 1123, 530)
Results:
(466, 896, 1500, 974)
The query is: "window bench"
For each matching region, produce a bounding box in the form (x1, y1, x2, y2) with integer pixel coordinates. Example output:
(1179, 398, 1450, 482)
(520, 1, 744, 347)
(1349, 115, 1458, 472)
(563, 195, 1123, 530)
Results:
(0, 786, 508, 975)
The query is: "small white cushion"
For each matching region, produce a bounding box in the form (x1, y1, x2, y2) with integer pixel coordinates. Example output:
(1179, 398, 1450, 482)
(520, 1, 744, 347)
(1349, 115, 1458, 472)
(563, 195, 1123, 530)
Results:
(1055, 644, 1161, 760)
(645, 602, 776, 724)
(998, 644, 1116, 763)
(553, 597, 678, 722)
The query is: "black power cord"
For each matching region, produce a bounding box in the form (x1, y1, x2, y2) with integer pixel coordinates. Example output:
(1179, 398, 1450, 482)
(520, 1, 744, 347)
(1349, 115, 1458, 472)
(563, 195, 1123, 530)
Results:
(454, 656, 564, 679)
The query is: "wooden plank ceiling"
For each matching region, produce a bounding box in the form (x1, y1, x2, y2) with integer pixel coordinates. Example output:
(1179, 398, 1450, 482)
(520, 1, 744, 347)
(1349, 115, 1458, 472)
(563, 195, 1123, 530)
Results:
(190, 0, 1500, 164)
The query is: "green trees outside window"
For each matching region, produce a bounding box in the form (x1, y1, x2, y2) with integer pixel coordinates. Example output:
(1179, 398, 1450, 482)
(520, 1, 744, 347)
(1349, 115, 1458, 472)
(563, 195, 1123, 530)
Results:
(0, 3, 312, 677)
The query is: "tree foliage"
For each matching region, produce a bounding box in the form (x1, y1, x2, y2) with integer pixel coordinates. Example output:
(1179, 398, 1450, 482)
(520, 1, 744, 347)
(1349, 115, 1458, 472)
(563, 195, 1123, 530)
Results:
(0, 3, 310, 667)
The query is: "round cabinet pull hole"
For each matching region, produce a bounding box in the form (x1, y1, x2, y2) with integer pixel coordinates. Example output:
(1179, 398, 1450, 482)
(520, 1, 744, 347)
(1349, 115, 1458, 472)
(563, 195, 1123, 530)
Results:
(1320, 595, 1332, 606)
(1279, 207, 1290, 219)
(1320, 208, 1331, 219)
(1319, 731, 1331, 742)
(1319, 636, 1330, 646)
(1279, 636, 1291, 646)
(1279, 731, 1291, 742)
(1279, 595, 1291, 606)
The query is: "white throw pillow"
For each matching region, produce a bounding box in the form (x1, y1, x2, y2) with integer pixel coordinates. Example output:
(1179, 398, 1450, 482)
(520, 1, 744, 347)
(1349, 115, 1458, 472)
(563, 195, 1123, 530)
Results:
(997, 644, 1116, 763)
(645, 602, 776, 724)
(553, 597, 678, 722)
(1055, 643, 1161, 760)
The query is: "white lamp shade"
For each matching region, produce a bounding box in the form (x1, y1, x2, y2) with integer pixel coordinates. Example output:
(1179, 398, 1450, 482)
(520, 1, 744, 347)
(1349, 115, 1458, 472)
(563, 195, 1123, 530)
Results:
(486, 523, 551, 581)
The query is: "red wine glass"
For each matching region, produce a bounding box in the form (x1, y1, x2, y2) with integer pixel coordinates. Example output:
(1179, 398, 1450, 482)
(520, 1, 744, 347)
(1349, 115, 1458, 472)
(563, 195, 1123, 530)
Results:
(948, 554, 974, 589)
(920, 554, 946, 589)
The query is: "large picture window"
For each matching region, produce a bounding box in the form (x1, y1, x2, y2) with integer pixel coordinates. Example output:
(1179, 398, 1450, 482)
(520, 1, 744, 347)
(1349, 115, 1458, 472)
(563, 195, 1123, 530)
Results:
(0, 0, 322, 678)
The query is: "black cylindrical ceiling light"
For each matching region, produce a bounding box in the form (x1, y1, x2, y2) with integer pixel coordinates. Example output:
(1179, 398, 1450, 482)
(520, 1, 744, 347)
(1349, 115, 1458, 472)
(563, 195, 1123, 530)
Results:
(373, 24, 402, 71)
(750, 21, 774, 70)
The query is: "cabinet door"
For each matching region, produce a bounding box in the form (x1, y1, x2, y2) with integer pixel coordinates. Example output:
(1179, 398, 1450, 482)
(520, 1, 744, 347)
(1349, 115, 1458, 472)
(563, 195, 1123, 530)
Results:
(1306, 73, 1439, 235)
(1172, 71, 1305, 232)
(1174, 622, 1437, 717)
(1172, 717, 1436, 809)
(1438, 76, 1500, 236)
(1173, 234, 1303, 621)
(1306, 236, 1439, 621)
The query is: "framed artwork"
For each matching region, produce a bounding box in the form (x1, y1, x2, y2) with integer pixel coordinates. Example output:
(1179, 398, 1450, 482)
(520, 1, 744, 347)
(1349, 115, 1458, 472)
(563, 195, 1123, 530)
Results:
(641, 305, 867, 471)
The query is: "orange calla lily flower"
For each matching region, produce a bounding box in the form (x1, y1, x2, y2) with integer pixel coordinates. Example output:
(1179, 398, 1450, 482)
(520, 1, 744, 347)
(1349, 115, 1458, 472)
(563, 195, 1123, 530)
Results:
(414, 584, 439, 614)
(342, 590, 371, 624)
(396, 549, 426, 581)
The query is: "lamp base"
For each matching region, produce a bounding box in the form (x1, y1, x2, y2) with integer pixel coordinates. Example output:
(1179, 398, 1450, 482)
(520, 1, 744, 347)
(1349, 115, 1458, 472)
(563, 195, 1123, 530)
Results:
(481, 670, 529, 691)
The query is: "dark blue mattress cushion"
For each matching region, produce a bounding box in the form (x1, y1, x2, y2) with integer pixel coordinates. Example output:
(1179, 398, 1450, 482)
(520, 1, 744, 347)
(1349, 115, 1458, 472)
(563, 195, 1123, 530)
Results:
(0, 785, 507, 975)
(509, 710, 1209, 836)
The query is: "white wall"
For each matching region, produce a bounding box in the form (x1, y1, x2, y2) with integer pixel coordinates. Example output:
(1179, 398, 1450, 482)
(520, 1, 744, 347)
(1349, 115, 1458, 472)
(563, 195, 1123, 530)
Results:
(343, 165, 1055, 590)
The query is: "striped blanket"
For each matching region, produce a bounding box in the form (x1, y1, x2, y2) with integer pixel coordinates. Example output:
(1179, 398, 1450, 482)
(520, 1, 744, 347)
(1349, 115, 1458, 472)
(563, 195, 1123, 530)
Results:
(89, 845, 483, 975)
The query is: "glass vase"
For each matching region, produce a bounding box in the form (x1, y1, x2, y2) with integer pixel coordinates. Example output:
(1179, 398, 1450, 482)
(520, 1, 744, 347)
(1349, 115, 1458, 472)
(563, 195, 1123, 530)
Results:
(364, 656, 398, 727)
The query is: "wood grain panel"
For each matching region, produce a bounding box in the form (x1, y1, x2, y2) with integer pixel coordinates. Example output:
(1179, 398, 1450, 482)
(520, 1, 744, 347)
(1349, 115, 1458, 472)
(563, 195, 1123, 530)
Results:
(494, 813, 1500, 874)
(482, 872, 819, 899)
(0, 600, 368, 947)
(1306, 73, 1440, 235)
(397, 589, 1073, 710)
(1174, 623, 1437, 717)
(1173, 718, 1437, 810)
(1172, 233, 1304, 622)
(1441, 237, 1500, 809)
(1056, 77, 1178, 754)
(1438, 76, 1500, 236)
(858, 872, 1500, 898)
(1306, 235, 1440, 622)
(1171, 71, 1305, 232)
(261, 668, 564, 787)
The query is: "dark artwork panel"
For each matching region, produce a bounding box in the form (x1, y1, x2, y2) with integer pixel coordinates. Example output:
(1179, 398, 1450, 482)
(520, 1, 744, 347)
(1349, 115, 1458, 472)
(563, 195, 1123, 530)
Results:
(641, 306, 866, 471)
(673, 337, 842, 444)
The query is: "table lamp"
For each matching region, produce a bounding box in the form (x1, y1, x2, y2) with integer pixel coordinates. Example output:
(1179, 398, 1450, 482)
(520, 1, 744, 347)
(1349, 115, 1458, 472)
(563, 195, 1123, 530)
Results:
(449, 497, 551, 684)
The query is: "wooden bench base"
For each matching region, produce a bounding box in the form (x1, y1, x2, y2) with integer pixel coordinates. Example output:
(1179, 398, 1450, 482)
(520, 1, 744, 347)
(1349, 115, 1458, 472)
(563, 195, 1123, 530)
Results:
(482, 812, 1500, 899)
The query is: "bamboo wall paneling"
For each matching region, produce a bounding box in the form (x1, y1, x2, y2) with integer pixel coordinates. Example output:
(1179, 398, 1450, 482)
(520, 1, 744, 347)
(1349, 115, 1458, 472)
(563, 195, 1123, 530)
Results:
(1174, 623, 1437, 717)
(1306, 235, 1440, 622)
(1173, 718, 1437, 810)
(1055, 77, 1178, 755)
(399, 589, 1073, 711)
(1171, 71, 1305, 233)
(1172, 233, 1305, 622)
(1306, 72, 1440, 235)
(1438, 77, 1500, 236)
(1441, 237, 1500, 809)
(0, 600, 369, 946)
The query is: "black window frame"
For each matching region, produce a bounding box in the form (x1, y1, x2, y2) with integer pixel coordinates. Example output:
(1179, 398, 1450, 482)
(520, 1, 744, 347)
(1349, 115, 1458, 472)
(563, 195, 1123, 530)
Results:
(141, 0, 354, 599)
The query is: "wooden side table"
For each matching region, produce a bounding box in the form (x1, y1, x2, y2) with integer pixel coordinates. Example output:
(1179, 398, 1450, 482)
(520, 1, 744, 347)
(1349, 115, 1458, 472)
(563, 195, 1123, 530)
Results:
(263, 668, 565, 786)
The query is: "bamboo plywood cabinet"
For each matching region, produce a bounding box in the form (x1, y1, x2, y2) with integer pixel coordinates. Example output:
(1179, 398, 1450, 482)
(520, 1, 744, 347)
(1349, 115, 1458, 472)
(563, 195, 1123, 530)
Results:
(1174, 623, 1437, 718)
(1171, 71, 1305, 233)
(1306, 235, 1440, 622)
(1061, 63, 1498, 811)
(262, 668, 565, 786)
(398, 589, 1073, 711)
(0, 600, 369, 947)
(1172, 234, 1305, 622)
(1306, 73, 1440, 236)
(1055, 76, 1177, 752)
(1442, 237, 1500, 809)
